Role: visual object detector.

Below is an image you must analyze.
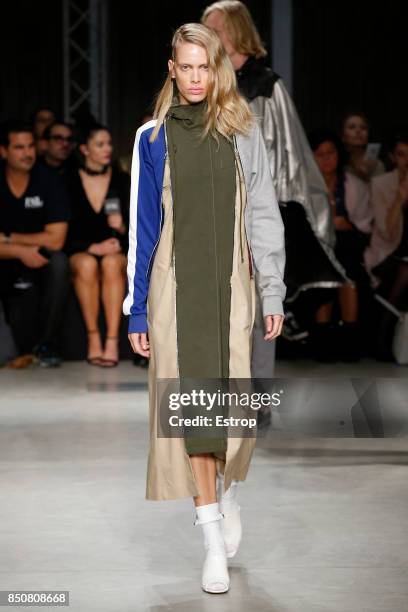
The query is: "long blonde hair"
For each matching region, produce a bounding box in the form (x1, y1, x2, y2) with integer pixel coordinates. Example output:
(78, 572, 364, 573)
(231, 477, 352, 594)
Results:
(150, 23, 253, 142)
(202, 1, 267, 59)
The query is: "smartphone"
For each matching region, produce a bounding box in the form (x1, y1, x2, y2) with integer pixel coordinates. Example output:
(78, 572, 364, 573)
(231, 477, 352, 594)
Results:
(364, 143, 381, 161)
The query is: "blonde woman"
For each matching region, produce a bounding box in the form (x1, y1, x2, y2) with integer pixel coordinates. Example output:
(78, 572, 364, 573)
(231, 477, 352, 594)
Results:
(203, 1, 348, 357)
(123, 23, 286, 594)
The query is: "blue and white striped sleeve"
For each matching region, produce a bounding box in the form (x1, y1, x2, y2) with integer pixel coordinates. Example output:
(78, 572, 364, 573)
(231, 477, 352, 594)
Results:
(123, 122, 161, 334)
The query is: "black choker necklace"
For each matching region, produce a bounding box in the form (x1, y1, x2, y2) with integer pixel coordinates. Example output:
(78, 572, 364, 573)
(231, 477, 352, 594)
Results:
(82, 164, 110, 176)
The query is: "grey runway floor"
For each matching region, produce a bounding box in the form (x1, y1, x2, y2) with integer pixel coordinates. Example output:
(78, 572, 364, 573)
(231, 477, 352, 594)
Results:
(0, 360, 407, 612)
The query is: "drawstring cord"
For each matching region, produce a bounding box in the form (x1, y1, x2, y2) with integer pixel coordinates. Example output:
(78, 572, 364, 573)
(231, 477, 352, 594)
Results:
(233, 136, 244, 264)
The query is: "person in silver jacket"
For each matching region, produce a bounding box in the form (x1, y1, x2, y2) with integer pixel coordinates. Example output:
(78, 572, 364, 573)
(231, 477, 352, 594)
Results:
(203, 1, 346, 383)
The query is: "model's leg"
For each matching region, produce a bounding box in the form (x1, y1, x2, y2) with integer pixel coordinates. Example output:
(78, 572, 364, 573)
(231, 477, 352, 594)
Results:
(100, 253, 126, 364)
(70, 253, 102, 361)
(190, 453, 217, 506)
(190, 453, 229, 594)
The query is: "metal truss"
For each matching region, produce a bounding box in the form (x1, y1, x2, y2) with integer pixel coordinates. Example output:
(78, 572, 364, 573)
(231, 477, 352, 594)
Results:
(63, 0, 108, 123)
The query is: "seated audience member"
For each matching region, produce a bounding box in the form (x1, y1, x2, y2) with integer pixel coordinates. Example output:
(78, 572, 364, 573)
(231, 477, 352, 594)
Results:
(118, 113, 153, 175)
(65, 124, 129, 367)
(310, 129, 373, 360)
(30, 107, 56, 156)
(364, 131, 408, 358)
(40, 121, 75, 178)
(0, 120, 70, 366)
(341, 112, 385, 182)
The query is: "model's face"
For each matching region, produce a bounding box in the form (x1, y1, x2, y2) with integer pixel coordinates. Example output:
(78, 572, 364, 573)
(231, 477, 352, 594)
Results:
(1, 132, 36, 172)
(314, 141, 339, 175)
(391, 143, 408, 178)
(45, 125, 74, 162)
(168, 42, 209, 105)
(342, 116, 368, 148)
(204, 9, 236, 57)
(81, 129, 112, 166)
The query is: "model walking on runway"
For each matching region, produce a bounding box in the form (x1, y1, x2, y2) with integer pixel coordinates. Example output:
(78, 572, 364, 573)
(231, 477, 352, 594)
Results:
(124, 23, 286, 594)
(204, 1, 347, 358)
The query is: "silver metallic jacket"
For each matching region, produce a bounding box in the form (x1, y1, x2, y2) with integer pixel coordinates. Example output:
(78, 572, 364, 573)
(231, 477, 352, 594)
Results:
(237, 58, 346, 293)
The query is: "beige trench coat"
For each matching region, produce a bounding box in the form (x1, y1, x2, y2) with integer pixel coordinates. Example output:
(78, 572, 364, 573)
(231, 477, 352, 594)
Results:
(145, 159, 257, 501)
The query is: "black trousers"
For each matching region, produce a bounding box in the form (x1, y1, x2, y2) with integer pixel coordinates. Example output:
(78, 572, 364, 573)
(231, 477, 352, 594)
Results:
(0, 252, 70, 354)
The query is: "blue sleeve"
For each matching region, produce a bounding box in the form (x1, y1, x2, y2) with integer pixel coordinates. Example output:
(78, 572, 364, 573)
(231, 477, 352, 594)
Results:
(123, 125, 161, 333)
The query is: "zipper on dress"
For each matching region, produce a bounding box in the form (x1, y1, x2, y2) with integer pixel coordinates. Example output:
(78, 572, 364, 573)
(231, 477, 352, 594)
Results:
(208, 138, 223, 377)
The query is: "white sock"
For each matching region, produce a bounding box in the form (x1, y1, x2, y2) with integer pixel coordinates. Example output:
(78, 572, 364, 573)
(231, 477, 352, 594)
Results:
(194, 502, 225, 552)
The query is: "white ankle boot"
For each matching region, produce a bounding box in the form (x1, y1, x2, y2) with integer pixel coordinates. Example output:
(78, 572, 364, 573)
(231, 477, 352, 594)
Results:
(217, 473, 242, 558)
(194, 502, 229, 594)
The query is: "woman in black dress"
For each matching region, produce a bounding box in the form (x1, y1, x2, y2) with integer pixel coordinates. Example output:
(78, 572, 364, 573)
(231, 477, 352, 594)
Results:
(310, 129, 372, 359)
(66, 124, 129, 366)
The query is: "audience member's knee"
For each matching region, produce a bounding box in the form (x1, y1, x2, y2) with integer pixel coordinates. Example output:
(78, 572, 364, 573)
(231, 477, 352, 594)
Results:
(101, 253, 126, 276)
(70, 253, 99, 279)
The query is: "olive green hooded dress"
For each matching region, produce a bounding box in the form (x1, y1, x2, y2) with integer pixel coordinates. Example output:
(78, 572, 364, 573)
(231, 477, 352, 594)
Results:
(166, 101, 236, 455)
(144, 104, 259, 501)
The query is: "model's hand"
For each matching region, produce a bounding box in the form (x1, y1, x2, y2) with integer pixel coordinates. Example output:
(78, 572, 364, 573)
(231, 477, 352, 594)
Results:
(264, 314, 284, 341)
(18, 246, 49, 269)
(128, 332, 150, 358)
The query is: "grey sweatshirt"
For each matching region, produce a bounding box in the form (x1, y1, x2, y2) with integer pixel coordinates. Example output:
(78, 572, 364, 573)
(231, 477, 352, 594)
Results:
(236, 122, 286, 316)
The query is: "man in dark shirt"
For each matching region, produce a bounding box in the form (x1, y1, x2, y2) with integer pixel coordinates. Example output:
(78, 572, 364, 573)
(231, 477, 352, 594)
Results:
(40, 121, 76, 179)
(0, 120, 70, 366)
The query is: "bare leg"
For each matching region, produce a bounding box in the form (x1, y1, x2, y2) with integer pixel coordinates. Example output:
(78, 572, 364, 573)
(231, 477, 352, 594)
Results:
(70, 253, 102, 359)
(315, 302, 333, 323)
(190, 453, 217, 507)
(339, 283, 358, 322)
(100, 253, 126, 362)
